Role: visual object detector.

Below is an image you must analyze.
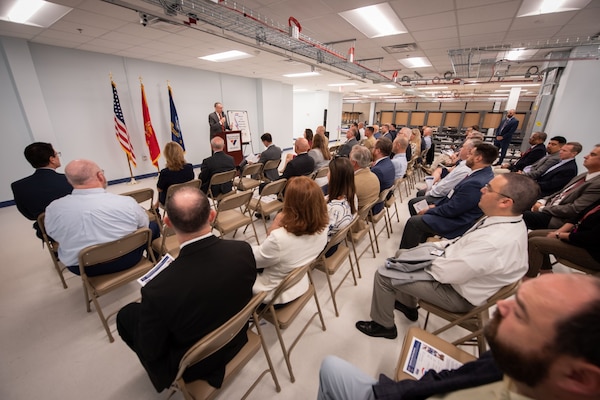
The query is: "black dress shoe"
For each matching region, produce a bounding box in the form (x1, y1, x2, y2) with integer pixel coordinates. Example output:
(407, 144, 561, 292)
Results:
(254, 212, 270, 220)
(355, 320, 397, 339)
(394, 301, 419, 321)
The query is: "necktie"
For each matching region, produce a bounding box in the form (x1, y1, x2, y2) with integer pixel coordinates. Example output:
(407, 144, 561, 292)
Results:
(550, 177, 586, 206)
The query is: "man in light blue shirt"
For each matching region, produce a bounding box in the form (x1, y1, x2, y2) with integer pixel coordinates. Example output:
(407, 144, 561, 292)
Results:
(391, 136, 408, 179)
(46, 159, 156, 276)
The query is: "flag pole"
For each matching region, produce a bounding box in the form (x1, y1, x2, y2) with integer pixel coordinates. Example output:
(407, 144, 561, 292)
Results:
(126, 154, 137, 184)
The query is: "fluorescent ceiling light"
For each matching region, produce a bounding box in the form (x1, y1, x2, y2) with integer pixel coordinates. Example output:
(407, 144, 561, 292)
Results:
(339, 3, 407, 38)
(517, 0, 591, 17)
(498, 48, 538, 60)
(381, 84, 397, 88)
(398, 57, 432, 68)
(489, 94, 509, 97)
(283, 71, 321, 78)
(500, 83, 541, 87)
(328, 82, 358, 87)
(199, 50, 252, 62)
(417, 86, 448, 90)
(355, 89, 378, 92)
(495, 89, 526, 92)
(1, 0, 72, 27)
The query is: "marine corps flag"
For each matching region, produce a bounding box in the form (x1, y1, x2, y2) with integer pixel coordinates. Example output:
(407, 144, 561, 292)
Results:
(140, 81, 161, 169)
(168, 84, 185, 150)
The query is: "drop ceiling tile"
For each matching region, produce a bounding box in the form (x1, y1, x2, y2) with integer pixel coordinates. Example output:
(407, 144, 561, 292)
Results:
(459, 19, 512, 37)
(61, 9, 130, 30)
(457, 1, 520, 25)
(403, 11, 457, 32)
(389, 0, 455, 18)
(35, 28, 91, 44)
(412, 26, 458, 41)
(82, 37, 133, 51)
(459, 32, 506, 47)
(503, 27, 563, 43)
(510, 11, 578, 30)
(419, 37, 460, 50)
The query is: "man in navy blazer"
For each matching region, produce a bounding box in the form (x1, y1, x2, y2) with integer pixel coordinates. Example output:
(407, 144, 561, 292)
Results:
(370, 137, 395, 214)
(502, 131, 547, 172)
(11, 142, 72, 238)
(199, 136, 235, 196)
(535, 142, 580, 197)
(493, 109, 518, 165)
(208, 102, 230, 138)
(280, 137, 315, 180)
(117, 186, 256, 392)
(399, 142, 497, 249)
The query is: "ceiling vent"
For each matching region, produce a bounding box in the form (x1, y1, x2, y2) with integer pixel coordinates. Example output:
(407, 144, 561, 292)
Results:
(382, 43, 418, 54)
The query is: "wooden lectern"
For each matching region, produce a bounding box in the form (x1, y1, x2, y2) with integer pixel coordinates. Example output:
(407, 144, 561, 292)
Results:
(215, 130, 243, 165)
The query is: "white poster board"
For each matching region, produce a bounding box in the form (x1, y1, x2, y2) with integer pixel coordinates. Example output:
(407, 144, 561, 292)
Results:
(228, 110, 252, 143)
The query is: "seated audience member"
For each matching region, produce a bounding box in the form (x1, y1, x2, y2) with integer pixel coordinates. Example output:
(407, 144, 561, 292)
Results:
(371, 138, 395, 214)
(387, 123, 398, 141)
(309, 133, 332, 179)
(356, 173, 537, 338)
(11, 142, 73, 238)
(523, 144, 600, 230)
(325, 158, 357, 257)
(155, 142, 194, 207)
(381, 124, 395, 142)
(390, 136, 408, 179)
(117, 186, 256, 392)
(395, 127, 413, 161)
(280, 137, 314, 180)
(409, 128, 421, 159)
(238, 133, 282, 181)
(408, 139, 479, 216)
(373, 124, 381, 139)
(399, 142, 497, 249)
(315, 125, 329, 147)
(522, 135, 566, 179)
(199, 136, 235, 195)
(304, 128, 314, 148)
(45, 159, 158, 276)
(350, 146, 379, 214)
(535, 141, 581, 197)
(361, 126, 376, 151)
(422, 126, 434, 164)
(527, 200, 600, 277)
(319, 273, 600, 400)
(357, 121, 365, 140)
(338, 127, 360, 158)
(500, 131, 547, 172)
(252, 177, 328, 305)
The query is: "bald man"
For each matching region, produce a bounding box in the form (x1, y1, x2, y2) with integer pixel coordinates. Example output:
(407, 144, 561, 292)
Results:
(45, 159, 157, 276)
(199, 136, 236, 195)
(281, 137, 315, 180)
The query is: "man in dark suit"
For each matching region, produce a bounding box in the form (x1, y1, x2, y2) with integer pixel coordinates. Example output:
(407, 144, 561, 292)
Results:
(117, 186, 256, 392)
(208, 102, 230, 138)
(501, 131, 547, 172)
(199, 136, 235, 196)
(11, 142, 73, 238)
(280, 137, 314, 180)
(522, 135, 566, 179)
(493, 108, 518, 165)
(370, 137, 395, 214)
(238, 133, 282, 181)
(337, 127, 359, 158)
(524, 144, 600, 230)
(399, 142, 497, 249)
(535, 142, 580, 197)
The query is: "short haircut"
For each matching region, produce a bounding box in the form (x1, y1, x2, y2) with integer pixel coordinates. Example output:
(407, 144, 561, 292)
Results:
(566, 141, 583, 154)
(502, 173, 540, 214)
(304, 128, 313, 142)
(165, 187, 210, 234)
(365, 126, 374, 135)
(349, 127, 359, 139)
(469, 131, 484, 140)
(375, 137, 393, 157)
(393, 136, 408, 151)
(471, 125, 480, 131)
(65, 160, 101, 186)
(550, 136, 567, 144)
(327, 158, 356, 214)
(24, 142, 55, 168)
(390, 123, 397, 129)
(261, 133, 272, 142)
(533, 131, 547, 142)
(551, 277, 600, 368)
(350, 146, 372, 168)
(163, 142, 186, 171)
(280, 177, 328, 236)
(211, 136, 225, 151)
(473, 142, 499, 165)
(214, 102, 221, 107)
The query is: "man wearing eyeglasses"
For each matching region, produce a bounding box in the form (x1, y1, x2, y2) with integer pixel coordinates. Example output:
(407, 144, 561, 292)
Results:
(11, 142, 73, 239)
(356, 173, 538, 339)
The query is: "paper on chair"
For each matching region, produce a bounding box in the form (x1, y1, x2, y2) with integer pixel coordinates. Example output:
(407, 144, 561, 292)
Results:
(137, 253, 175, 286)
(246, 153, 260, 163)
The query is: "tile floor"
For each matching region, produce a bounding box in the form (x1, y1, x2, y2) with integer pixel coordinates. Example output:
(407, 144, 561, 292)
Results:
(1, 171, 480, 400)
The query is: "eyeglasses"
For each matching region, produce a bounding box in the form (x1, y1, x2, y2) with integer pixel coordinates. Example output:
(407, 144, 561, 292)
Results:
(484, 183, 512, 200)
(53, 151, 62, 157)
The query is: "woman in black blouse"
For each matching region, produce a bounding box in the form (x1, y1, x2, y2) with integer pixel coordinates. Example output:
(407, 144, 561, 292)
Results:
(155, 142, 194, 207)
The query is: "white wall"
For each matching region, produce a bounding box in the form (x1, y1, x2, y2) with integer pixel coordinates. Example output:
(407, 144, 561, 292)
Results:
(293, 91, 343, 144)
(0, 38, 293, 203)
(545, 53, 600, 172)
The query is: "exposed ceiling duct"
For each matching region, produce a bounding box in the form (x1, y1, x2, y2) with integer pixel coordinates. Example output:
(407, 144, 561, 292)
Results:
(102, 0, 391, 83)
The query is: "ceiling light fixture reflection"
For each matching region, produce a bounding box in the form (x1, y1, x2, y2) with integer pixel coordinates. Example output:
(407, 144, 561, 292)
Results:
(328, 82, 358, 87)
(339, 3, 407, 38)
(398, 57, 432, 68)
(199, 50, 253, 62)
(283, 71, 321, 78)
(517, 0, 591, 17)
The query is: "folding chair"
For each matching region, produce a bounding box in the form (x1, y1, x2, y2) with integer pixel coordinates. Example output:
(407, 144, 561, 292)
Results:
(234, 163, 263, 192)
(348, 199, 378, 277)
(121, 187, 160, 223)
(207, 170, 237, 209)
(555, 257, 600, 276)
(386, 177, 404, 223)
(37, 212, 69, 289)
(311, 223, 357, 317)
(168, 292, 281, 400)
(212, 190, 260, 245)
(247, 179, 287, 233)
(311, 166, 329, 181)
(367, 187, 394, 253)
(152, 223, 179, 258)
(420, 281, 520, 355)
(261, 159, 281, 183)
(78, 228, 156, 342)
(257, 264, 326, 383)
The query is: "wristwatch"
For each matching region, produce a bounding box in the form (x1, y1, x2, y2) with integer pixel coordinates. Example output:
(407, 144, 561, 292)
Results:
(555, 233, 560, 239)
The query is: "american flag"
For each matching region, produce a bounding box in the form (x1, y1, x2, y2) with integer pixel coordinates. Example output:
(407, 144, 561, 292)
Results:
(112, 80, 137, 166)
